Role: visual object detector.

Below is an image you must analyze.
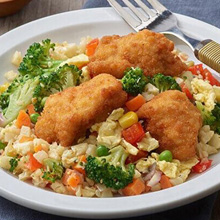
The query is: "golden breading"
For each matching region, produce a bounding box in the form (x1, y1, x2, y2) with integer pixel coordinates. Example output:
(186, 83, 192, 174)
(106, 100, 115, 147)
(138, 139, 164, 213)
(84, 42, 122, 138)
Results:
(35, 74, 127, 146)
(137, 90, 202, 161)
(88, 30, 187, 79)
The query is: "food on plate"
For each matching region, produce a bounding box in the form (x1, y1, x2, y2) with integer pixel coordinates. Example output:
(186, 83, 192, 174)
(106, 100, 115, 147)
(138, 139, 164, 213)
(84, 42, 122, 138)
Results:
(35, 74, 127, 146)
(0, 39, 82, 126)
(87, 29, 187, 78)
(137, 90, 202, 160)
(0, 32, 219, 198)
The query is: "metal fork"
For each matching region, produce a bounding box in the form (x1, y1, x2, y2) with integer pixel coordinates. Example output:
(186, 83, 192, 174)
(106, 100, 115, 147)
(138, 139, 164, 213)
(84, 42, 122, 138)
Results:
(107, 0, 220, 73)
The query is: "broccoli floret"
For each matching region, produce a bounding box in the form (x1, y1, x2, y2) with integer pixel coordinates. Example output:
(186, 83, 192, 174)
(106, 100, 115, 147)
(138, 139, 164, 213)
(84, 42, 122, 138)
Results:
(149, 73, 181, 92)
(196, 101, 216, 125)
(9, 155, 20, 172)
(33, 64, 81, 112)
(1, 78, 39, 126)
(0, 39, 82, 125)
(42, 158, 64, 183)
(121, 67, 148, 95)
(196, 101, 220, 134)
(85, 146, 135, 190)
(18, 39, 62, 77)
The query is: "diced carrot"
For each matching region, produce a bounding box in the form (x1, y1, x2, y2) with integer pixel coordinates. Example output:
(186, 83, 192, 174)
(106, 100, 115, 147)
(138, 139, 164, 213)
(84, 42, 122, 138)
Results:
(67, 174, 82, 188)
(27, 104, 36, 115)
(122, 178, 145, 196)
(62, 169, 72, 185)
(34, 145, 43, 153)
(78, 155, 87, 163)
(145, 185, 151, 193)
(16, 110, 31, 128)
(125, 94, 146, 111)
(19, 136, 34, 143)
(160, 175, 172, 189)
(26, 152, 43, 172)
(86, 38, 99, 56)
(74, 167, 85, 176)
(62, 169, 83, 187)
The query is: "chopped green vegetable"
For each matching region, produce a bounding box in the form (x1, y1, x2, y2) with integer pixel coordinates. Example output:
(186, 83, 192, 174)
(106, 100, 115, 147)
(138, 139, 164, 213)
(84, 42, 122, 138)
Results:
(85, 146, 135, 190)
(0, 141, 7, 150)
(0, 78, 39, 126)
(0, 39, 82, 126)
(9, 156, 20, 172)
(18, 39, 61, 77)
(196, 101, 220, 134)
(159, 150, 173, 162)
(42, 158, 64, 183)
(121, 67, 148, 95)
(96, 145, 109, 157)
(33, 64, 81, 112)
(149, 73, 181, 92)
(30, 113, 40, 124)
(196, 101, 216, 125)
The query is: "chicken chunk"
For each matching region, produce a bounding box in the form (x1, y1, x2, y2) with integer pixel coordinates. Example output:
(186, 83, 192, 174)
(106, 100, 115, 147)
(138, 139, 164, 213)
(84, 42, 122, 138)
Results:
(137, 90, 202, 160)
(35, 74, 127, 146)
(88, 30, 187, 79)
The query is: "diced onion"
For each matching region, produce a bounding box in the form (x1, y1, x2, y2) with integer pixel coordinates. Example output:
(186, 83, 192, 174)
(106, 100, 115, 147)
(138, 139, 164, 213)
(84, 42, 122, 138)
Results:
(143, 162, 156, 181)
(147, 170, 162, 187)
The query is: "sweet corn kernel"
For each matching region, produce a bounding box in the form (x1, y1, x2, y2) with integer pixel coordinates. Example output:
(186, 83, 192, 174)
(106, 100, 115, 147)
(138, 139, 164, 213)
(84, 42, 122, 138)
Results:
(0, 83, 10, 94)
(119, 111, 138, 129)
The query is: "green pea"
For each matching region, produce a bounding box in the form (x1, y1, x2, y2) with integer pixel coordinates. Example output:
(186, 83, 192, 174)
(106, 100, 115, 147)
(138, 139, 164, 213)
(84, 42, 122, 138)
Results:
(96, 145, 109, 157)
(159, 150, 173, 162)
(0, 141, 6, 150)
(30, 113, 40, 124)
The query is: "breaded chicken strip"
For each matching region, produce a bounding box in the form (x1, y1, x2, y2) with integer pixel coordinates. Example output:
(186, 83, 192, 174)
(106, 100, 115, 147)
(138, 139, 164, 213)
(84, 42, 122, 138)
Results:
(137, 90, 202, 161)
(88, 30, 187, 79)
(35, 74, 127, 146)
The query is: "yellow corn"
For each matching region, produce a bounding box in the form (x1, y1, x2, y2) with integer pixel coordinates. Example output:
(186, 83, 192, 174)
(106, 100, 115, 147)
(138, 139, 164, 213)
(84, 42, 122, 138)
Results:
(0, 83, 9, 94)
(119, 111, 138, 129)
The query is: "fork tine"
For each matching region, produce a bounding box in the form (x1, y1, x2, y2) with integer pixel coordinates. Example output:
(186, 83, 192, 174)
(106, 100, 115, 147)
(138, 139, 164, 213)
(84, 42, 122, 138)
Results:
(107, 0, 141, 28)
(122, 0, 149, 22)
(146, 0, 168, 14)
(134, 0, 156, 18)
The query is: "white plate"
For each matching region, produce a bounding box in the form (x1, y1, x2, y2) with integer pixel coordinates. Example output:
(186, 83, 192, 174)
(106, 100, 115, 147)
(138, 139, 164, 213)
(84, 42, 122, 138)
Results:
(0, 8, 220, 219)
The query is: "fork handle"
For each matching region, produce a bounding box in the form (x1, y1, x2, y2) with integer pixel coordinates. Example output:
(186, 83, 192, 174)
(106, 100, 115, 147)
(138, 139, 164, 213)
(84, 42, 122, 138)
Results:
(194, 40, 220, 73)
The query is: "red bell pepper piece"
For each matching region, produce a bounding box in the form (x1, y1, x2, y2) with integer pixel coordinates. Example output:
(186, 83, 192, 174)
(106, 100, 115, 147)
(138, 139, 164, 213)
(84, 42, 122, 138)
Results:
(180, 82, 193, 100)
(203, 68, 220, 86)
(188, 64, 203, 76)
(122, 122, 145, 146)
(192, 159, 212, 173)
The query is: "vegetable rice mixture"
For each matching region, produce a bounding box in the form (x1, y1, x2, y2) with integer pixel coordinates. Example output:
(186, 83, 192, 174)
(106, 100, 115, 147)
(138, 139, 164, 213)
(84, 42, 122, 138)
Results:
(0, 30, 220, 197)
